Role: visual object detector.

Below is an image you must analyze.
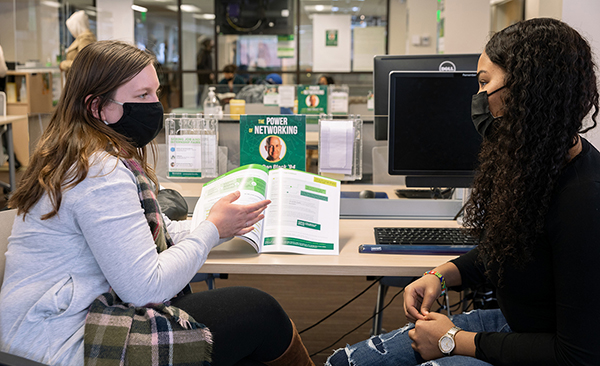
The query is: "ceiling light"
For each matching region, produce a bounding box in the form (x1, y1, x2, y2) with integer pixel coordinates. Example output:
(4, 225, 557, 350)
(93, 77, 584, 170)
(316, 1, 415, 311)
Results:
(132, 5, 148, 12)
(332, 6, 339, 11)
(41, 1, 61, 8)
(352, 6, 359, 11)
(315, 5, 325, 11)
(180, 4, 201, 12)
(193, 13, 216, 20)
(281, 9, 289, 17)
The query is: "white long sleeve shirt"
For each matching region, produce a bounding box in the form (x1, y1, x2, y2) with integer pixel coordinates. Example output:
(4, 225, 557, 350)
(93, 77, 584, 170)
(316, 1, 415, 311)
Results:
(0, 152, 219, 365)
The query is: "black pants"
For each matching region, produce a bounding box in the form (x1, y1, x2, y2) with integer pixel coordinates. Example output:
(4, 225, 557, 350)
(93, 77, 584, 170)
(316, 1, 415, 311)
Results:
(171, 286, 293, 366)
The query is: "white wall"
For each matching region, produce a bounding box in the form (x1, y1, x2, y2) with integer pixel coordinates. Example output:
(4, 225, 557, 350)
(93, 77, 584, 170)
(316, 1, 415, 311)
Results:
(405, 0, 437, 55)
(388, 0, 407, 55)
(525, 0, 563, 19)
(561, 0, 600, 150)
(443, 0, 490, 54)
(312, 14, 352, 72)
(97, 0, 134, 43)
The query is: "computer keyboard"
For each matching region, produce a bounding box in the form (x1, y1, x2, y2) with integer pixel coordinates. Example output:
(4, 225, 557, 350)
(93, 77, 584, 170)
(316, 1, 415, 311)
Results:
(374, 227, 478, 246)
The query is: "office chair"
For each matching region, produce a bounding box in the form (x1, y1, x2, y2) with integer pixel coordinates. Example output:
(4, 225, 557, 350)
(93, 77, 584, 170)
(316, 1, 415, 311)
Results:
(0, 209, 50, 366)
(371, 276, 416, 335)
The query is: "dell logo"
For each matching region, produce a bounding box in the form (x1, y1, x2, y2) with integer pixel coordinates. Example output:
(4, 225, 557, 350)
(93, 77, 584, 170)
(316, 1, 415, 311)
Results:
(439, 61, 457, 72)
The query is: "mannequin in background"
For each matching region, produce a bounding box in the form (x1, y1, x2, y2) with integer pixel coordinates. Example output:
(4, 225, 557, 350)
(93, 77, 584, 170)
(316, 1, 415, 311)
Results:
(59, 10, 96, 76)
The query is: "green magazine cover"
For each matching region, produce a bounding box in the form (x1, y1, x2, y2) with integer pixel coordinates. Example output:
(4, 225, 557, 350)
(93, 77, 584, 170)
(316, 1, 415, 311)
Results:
(240, 114, 306, 171)
(297, 85, 328, 115)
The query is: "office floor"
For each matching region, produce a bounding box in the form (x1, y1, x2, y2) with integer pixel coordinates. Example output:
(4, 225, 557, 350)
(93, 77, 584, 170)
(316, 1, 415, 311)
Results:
(191, 275, 465, 365)
(190, 274, 409, 364)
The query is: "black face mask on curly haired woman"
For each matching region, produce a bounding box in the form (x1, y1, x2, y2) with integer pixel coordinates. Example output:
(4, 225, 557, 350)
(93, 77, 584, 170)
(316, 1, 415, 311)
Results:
(471, 85, 505, 138)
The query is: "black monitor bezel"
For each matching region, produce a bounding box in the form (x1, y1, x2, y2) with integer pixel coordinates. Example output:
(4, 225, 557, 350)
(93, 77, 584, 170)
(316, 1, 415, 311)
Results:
(373, 53, 480, 141)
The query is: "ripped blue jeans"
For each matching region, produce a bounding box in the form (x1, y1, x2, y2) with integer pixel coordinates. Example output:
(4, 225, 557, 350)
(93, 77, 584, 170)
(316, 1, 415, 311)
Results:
(326, 308, 511, 366)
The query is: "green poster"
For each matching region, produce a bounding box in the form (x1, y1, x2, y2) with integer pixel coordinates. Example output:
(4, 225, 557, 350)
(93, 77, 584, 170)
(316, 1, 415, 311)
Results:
(326, 30, 338, 46)
(297, 85, 328, 115)
(240, 115, 306, 171)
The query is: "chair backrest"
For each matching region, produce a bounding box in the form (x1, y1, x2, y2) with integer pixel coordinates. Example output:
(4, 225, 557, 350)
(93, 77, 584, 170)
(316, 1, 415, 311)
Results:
(0, 209, 17, 288)
(0, 91, 6, 116)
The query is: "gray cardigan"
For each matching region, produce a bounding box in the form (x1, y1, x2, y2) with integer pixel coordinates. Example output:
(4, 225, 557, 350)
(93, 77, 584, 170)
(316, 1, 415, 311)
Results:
(0, 153, 219, 365)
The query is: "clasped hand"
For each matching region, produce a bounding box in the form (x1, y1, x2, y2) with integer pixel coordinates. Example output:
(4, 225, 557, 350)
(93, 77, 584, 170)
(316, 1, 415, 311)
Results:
(404, 275, 455, 360)
(206, 191, 271, 238)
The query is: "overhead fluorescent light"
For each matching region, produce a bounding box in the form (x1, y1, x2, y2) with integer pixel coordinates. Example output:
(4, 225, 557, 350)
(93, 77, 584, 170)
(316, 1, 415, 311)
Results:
(281, 9, 289, 17)
(193, 13, 216, 20)
(332, 6, 339, 11)
(41, 1, 61, 8)
(180, 4, 201, 12)
(352, 6, 359, 11)
(132, 5, 148, 12)
(304, 5, 333, 13)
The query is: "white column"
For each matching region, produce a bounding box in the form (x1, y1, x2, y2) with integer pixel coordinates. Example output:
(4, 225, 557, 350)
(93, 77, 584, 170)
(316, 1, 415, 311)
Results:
(96, 0, 134, 43)
(443, 0, 490, 54)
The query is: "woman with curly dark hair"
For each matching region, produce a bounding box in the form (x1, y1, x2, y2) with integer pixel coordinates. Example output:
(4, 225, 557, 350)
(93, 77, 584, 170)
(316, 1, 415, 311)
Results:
(327, 18, 600, 366)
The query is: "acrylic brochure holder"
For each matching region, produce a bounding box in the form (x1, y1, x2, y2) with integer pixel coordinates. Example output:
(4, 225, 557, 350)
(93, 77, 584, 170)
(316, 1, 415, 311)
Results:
(164, 113, 218, 179)
(318, 115, 363, 181)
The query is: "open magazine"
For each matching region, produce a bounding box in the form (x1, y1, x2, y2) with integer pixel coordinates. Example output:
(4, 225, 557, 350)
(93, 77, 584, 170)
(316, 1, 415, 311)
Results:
(190, 164, 341, 255)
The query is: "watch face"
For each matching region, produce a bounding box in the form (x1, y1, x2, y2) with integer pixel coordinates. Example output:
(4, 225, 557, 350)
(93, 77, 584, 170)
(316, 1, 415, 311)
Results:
(439, 336, 454, 353)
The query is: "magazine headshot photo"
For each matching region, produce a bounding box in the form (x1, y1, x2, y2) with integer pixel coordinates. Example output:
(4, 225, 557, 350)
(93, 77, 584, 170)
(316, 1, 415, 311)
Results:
(261, 135, 286, 163)
(306, 94, 319, 107)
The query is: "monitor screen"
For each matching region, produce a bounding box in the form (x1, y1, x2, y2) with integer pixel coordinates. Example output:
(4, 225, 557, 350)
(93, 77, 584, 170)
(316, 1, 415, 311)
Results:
(388, 71, 481, 188)
(373, 54, 480, 141)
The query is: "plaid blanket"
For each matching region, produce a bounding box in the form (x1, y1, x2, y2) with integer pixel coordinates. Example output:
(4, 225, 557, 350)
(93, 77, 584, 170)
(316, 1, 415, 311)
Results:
(83, 158, 213, 366)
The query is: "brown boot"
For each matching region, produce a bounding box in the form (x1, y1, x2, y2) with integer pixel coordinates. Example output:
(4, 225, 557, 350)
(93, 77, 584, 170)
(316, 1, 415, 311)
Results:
(263, 319, 315, 366)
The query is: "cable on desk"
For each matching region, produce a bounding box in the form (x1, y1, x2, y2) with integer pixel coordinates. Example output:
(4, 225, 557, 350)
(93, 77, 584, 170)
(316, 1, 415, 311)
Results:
(309, 287, 405, 358)
(299, 277, 382, 335)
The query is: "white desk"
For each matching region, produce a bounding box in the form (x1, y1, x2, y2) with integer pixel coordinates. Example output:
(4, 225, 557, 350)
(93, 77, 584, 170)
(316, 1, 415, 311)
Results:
(160, 181, 459, 277)
(0, 115, 27, 193)
(200, 218, 459, 277)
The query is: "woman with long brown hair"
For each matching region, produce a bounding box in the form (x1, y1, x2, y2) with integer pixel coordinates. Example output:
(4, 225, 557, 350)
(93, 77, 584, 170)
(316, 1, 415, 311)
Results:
(0, 40, 313, 366)
(327, 18, 600, 366)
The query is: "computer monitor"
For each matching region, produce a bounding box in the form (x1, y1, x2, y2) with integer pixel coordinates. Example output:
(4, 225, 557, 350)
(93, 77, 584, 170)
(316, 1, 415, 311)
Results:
(374, 54, 480, 141)
(388, 71, 481, 188)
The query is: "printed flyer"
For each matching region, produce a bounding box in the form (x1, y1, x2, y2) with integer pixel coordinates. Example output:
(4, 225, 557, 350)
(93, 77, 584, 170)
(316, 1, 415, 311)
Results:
(240, 114, 306, 171)
(297, 85, 328, 115)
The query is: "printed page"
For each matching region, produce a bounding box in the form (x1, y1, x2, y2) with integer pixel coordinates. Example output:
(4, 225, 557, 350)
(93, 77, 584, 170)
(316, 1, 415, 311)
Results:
(261, 169, 340, 255)
(190, 164, 270, 251)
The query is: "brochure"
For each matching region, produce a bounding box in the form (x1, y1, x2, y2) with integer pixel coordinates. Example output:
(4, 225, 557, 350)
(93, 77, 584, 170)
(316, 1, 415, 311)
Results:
(190, 164, 341, 255)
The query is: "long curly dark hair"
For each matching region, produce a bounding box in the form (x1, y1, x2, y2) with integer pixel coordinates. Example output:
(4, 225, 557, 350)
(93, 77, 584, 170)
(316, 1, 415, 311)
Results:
(463, 18, 599, 279)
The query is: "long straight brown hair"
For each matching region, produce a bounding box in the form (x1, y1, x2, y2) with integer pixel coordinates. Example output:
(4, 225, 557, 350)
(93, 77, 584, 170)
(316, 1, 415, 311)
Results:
(9, 40, 160, 219)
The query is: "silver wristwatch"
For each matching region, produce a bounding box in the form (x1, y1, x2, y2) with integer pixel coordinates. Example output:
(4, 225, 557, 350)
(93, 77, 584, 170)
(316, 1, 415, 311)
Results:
(438, 326, 462, 356)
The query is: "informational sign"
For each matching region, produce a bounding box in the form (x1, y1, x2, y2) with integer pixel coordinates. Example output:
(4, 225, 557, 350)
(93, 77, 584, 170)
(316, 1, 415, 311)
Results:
(325, 30, 338, 46)
(263, 86, 279, 106)
(297, 85, 328, 115)
(240, 114, 306, 170)
(168, 135, 217, 178)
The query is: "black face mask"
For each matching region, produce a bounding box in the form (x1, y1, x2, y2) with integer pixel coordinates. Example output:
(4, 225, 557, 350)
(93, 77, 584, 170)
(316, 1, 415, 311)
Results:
(106, 101, 164, 147)
(471, 86, 505, 138)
